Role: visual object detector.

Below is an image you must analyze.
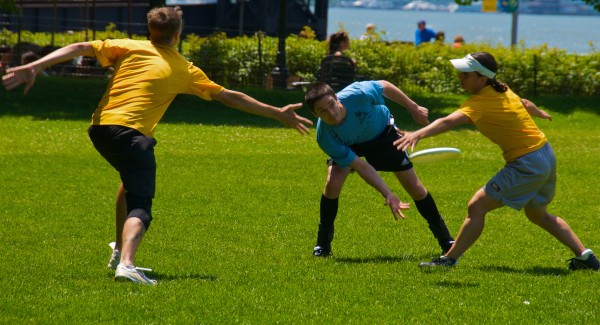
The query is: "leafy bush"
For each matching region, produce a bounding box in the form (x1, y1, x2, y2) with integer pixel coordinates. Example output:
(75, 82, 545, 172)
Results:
(186, 32, 278, 87)
(186, 31, 599, 96)
(2, 28, 599, 96)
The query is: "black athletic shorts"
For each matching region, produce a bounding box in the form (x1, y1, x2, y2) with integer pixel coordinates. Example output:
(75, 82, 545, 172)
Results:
(330, 125, 413, 172)
(88, 125, 157, 213)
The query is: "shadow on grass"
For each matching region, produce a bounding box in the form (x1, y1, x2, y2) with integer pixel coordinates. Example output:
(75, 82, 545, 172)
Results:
(3, 78, 599, 130)
(107, 270, 218, 283)
(334, 254, 420, 264)
(152, 272, 219, 282)
(476, 265, 569, 276)
(434, 280, 480, 288)
(0, 78, 310, 129)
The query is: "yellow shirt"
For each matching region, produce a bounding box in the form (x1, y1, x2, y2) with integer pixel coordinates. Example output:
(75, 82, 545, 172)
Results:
(90, 39, 224, 136)
(458, 86, 547, 162)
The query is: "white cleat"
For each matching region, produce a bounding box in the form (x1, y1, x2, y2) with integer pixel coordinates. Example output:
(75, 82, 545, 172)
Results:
(115, 264, 157, 285)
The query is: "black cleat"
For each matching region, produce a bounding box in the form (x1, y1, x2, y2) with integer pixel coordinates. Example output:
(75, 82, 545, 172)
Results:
(313, 245, 332, 257)
(568, 249, 600, 271)
(419, 255, 457, 269)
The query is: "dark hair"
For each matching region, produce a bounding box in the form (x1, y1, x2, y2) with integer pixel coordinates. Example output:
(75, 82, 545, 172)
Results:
(435, 31, 445, 42)
(21, 51, 40, 64)
(147, 6, 183, 44)
(471, 51, 508, 93)
(328, 31, 349, 55)
(305, 82, 337, 114)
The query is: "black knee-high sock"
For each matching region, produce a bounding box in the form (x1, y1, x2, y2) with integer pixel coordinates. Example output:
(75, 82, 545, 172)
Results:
(414, 192, 454, 247)
(316, 194, 338, 248)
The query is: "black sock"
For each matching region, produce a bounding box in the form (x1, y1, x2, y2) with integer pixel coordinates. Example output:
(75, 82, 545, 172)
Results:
(317, 194, 338, 248)
(414, 192, 454, 248)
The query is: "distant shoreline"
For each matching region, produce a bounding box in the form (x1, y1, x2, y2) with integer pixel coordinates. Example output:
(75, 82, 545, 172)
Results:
(329, 1, 600, 16)
(328, 7, 600, 53)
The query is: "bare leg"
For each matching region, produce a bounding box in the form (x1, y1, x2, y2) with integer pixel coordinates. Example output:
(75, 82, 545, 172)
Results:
(115, 182, 127, 251)
(119, 208, 148, 266)
(323, 164, 352, 199)
(393, 169, 427, 200)
(524, 205, 586, 256)
(445, 188, 503, 260)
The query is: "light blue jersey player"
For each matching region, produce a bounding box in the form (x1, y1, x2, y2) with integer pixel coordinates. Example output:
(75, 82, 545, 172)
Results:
(304, 80, 455, 257)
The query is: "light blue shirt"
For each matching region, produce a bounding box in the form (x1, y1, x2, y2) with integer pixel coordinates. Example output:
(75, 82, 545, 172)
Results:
(316, 81, 391, 168)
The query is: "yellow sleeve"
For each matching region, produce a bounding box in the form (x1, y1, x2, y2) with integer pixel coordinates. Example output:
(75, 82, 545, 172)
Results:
(187, 63, 225, 100)
(90, 39, 129, 67)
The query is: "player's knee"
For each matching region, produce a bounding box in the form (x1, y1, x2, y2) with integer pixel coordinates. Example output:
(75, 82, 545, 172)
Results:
(125, 192, 153, 230)
(128, 208, 152, 230)
(324, 177, 345, 196)
(524, 207, 551, 224)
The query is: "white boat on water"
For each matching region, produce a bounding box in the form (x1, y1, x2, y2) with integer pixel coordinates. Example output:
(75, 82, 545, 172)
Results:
(401, 0, 459, 12)
(338, 0, 395, 9)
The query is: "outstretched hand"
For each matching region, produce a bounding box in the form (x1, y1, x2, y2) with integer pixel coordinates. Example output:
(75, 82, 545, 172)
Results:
(2, 64, 37, 94)
(393, 131, 420, 153)
(279, 103, 313, 135)
(385, 194, 410, 221)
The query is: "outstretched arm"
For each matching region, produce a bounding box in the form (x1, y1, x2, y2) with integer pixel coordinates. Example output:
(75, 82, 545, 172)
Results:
(521, 98, 552, 121)
(2, 42, 94, 94)
(394, 111, 470, 152)
(211, 89, 313, 135)
(349, 157, 410, 221)
(379, 80, 430, 126)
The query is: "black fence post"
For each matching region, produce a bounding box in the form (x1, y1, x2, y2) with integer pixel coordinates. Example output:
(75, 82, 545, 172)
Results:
(271, 0, 289, 89)
(257, 31, 263, 88)
(533, 54, 538, 97)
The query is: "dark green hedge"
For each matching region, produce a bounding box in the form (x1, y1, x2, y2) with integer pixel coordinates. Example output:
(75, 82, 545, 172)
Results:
(186, 31, 600, 96)
(3, 28, 599, 96)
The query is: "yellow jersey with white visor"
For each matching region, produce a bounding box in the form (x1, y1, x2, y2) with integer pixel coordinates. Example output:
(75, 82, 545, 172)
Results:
(458, 85, 547, 162)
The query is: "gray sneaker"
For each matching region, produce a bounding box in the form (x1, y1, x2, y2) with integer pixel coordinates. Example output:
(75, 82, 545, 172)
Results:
(115, 264, 157, 285)
(107, 249, 121, 270)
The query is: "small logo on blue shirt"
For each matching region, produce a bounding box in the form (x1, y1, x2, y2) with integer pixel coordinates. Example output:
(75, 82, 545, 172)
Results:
(354, 111, 369, 124)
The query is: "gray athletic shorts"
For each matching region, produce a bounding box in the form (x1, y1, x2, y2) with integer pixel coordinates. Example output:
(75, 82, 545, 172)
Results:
(484, 142, 556, 210)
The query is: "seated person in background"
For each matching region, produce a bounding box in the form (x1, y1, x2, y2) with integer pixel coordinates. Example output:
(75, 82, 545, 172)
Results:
(453, 35, 466, 49)
(435, 31, 445, 44)
(0, 45, 13, 73)
(415, 20, 436, 46)
(360, 23, 377, 41)
(317, 31, 356, 92)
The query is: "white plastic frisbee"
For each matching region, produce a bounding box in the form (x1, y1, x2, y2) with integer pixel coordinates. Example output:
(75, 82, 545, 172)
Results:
(408, 147, 461, 163)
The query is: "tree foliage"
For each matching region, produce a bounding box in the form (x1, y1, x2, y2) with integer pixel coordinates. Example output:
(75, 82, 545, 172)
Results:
(0, 0, 18, 13)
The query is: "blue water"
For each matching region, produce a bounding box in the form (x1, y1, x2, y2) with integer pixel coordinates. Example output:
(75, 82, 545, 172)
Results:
(327, 8, 600, 53)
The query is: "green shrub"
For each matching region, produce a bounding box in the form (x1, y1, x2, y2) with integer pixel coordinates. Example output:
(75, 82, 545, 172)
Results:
(186, 32, 278, 87)
(2, 28, 598, 96)
(187, 30, 600, 96)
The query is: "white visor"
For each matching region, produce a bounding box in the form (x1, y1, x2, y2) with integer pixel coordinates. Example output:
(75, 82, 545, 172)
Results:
(450, 54, 496, 79)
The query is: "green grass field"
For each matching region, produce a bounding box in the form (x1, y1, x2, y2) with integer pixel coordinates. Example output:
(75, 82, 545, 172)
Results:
(1, 78, 599, 323)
